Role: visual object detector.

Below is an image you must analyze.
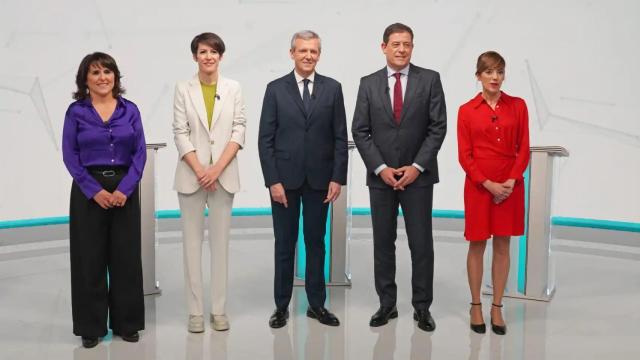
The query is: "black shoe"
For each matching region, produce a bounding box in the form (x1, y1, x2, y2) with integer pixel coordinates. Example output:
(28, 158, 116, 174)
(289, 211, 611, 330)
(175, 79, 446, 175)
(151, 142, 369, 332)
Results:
(491, 303, 507, 335)
(369, 306, 398, 327)
(119, 331, 140, 342)
(413, 309, 436, 332)
(306, 306, 340, 326)
(269, 308, 289, 329)
(81, 337, 99, 348)
(469, 302, 486, 334)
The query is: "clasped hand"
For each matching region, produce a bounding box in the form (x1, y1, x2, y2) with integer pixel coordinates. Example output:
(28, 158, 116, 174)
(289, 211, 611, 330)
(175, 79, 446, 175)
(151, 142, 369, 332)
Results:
(93, 189, 128, 209)
(196, 165, 222, 191)
(380, 166, 420, 190)
(483, 179, 516, 204)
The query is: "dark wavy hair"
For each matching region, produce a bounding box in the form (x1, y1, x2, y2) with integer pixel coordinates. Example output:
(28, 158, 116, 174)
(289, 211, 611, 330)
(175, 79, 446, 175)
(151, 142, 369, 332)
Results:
(73, 52, 125, 100)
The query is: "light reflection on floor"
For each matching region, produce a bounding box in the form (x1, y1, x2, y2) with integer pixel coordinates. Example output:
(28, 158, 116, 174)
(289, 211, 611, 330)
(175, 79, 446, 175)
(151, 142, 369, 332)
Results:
(1, 234, 639, 360)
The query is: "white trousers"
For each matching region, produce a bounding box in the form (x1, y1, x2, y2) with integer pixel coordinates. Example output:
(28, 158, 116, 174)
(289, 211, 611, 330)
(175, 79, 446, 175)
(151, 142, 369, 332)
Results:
(178, 186, 234, 316)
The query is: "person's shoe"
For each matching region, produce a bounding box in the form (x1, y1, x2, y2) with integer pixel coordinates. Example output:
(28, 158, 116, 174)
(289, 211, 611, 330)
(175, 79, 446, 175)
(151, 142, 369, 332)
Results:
(210, 314, 230, 331)
(81, 337, 99, 348)
(469, 302, 486, 334)
(269, 308, 289, 329)
(188, 315, 205, 333)
(491, 303, 507, 335)
(413, 309, 436, 332)
(369, 306, 398, 327)
(306, 306, 340, 326)
(114, 331, 139, 342)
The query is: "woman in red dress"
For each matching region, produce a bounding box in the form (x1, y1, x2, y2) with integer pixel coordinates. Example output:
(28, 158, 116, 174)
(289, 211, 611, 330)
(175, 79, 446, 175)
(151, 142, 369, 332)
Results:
(457, 51, 530, 335)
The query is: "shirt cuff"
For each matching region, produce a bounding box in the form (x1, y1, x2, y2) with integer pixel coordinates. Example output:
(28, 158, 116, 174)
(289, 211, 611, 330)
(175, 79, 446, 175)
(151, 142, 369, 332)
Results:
(412, 163, 425, 172)
(374, 164, 387, 176)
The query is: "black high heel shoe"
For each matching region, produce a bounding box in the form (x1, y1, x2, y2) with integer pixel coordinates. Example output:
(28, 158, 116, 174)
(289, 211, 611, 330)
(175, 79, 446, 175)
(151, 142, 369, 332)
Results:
(491, 303, 507, 335)
(469, 302, 486, 334)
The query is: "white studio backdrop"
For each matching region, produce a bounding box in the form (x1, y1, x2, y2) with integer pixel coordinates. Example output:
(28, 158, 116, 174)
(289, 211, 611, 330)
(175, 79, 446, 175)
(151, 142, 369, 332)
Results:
(0, 0, 638, 223)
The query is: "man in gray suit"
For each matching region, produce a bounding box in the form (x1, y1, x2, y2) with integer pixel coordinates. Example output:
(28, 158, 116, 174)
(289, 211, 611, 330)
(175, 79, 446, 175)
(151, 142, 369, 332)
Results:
(352, 23, 447, 332)
(259, 30, 348, 329)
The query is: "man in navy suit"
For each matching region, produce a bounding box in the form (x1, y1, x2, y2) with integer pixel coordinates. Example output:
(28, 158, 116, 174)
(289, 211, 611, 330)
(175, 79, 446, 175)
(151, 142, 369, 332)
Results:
(258, 30, 348, 328)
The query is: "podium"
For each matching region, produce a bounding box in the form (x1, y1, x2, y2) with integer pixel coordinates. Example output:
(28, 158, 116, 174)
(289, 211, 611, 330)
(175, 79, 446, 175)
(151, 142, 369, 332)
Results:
(483, 146, 569, 301)
(140, 143, 166, 295)
(294, 141, 355, 287)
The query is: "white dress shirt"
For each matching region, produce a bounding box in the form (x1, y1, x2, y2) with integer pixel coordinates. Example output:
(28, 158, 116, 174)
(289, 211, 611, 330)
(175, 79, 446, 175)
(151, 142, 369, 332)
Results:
(294, 71, 315, 98)
(387, 64, 409, 109)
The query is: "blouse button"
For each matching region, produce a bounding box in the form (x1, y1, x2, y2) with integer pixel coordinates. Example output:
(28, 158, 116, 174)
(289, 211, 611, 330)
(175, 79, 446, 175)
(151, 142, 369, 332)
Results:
(497, 138, 501, 142)
(111, 159, 115, 163)
(495, 126, 499, 130)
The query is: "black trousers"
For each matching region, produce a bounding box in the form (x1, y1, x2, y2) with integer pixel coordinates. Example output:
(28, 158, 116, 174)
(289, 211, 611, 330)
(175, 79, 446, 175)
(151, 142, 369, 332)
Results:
(272, 181, 329, 310)
(369, 185, 434, 311)
(69, 168, 144, 337)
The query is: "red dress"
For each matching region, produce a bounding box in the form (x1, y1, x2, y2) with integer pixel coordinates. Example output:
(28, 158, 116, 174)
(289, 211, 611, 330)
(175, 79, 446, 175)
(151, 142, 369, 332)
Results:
(457, 91, 530, 241)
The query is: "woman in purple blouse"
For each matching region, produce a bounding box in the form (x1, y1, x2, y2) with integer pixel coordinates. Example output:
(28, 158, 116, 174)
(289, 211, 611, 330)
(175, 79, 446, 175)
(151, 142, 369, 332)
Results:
(62, 52, 146, 348)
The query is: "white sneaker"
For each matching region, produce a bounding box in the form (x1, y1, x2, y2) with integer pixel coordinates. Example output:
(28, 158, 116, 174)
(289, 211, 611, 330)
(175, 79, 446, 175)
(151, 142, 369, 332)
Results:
(188, 315, 204, 333)
(210, 314, 230, 331)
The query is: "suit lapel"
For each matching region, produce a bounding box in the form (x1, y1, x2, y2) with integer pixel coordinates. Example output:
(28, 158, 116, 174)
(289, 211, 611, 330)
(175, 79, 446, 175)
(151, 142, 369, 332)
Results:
(285, 72, 307, 117)
(401, 64, 419, 122)
(187, 76, 210, 134)
(306, 74, 324, 122)
(211, 77, 227, 129)
(376, 68, 395, 124)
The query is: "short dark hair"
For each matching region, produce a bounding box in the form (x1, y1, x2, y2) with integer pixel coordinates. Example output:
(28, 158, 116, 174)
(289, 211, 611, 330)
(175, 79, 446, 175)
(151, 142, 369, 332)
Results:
(383, 23, 414, 44)
(476, 51, 506, 75)
(190, 32, 226, 55)
(73, 52, 125, 100)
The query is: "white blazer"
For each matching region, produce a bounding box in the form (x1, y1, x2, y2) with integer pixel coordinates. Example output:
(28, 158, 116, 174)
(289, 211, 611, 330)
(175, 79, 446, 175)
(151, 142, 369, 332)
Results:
(173, 75, 246, 194)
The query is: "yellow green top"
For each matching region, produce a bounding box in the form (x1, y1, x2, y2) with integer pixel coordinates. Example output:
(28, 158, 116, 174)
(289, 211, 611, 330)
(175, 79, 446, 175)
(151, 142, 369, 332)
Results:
(200, 82, 217, 129)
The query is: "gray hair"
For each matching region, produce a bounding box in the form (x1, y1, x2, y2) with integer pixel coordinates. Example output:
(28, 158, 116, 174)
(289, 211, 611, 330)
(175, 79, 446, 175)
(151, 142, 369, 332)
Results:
(290, 30, 321, 51)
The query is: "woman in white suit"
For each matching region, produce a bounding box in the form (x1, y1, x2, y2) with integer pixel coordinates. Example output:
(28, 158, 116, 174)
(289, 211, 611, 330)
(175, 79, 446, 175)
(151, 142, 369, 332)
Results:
(173, 32, 246, 333)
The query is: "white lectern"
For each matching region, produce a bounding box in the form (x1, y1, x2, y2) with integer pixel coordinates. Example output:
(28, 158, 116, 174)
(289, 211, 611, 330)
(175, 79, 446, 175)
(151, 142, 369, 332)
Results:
(140, 143, 165, 295)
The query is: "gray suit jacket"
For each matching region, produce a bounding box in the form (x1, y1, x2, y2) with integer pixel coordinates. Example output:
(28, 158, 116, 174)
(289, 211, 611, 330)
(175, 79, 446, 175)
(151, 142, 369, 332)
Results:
(352, 64, 447, 188)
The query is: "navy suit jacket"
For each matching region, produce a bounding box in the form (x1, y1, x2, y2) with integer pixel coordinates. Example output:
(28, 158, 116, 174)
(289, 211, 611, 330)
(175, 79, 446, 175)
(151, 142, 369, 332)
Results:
(258, 71, 348, 190)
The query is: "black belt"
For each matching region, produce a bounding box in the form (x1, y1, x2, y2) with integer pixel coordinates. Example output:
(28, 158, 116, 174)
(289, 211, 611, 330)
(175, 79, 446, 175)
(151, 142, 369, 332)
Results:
(88, 166, 128, 177)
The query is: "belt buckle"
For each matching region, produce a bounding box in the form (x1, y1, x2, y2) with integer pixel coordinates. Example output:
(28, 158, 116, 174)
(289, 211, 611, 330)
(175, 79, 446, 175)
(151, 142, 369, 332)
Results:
(102, 170, 116, 177)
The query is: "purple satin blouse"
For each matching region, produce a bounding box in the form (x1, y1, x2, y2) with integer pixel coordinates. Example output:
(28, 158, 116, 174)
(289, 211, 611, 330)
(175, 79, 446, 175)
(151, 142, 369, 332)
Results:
(62, 97, 147, 199)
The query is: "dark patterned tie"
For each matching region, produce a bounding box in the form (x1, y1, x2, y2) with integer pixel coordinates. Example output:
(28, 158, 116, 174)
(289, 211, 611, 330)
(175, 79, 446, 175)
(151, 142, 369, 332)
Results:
(393, 72, 403, 123)
(303, 78, 311, 113)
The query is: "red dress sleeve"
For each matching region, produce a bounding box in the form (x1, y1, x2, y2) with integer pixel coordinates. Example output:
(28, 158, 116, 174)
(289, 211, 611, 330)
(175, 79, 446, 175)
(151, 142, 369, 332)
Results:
(457, 106, 488, 185)
(508, 99, 531, 180)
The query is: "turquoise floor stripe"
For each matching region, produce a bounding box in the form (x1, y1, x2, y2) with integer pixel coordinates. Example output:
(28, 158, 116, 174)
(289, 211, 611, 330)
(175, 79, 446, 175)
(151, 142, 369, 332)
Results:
(551, 217, 640, 233)
(0, 216, 69, 229)
(1, 209, 637, 232)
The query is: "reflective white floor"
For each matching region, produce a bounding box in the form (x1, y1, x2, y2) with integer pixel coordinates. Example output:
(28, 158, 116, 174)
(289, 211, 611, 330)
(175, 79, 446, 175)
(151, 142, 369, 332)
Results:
(1, 229, 639, 360)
